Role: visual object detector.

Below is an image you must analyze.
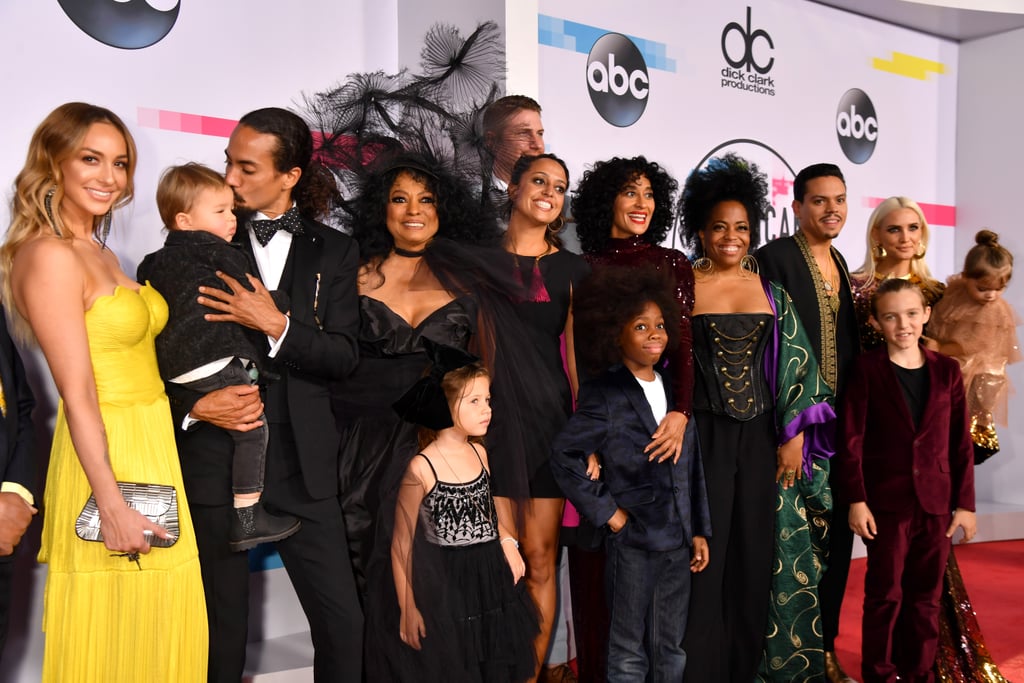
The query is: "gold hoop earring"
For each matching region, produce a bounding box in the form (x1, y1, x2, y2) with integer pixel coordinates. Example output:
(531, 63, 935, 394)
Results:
(913, 243, 927, 260)
(873, 242, 887, 260)
(741, 254, 759, 274)
(547, 215, 564, 234)
(693, 256, 714, 273)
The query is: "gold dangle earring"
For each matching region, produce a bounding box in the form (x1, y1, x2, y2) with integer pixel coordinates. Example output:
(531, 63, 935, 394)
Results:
(98, 209, 113, 250)
(44, 185, 62, 237)
(873, 242, 886, 260)
(740, 253, 759, 274)
(913, 243, 927, 260)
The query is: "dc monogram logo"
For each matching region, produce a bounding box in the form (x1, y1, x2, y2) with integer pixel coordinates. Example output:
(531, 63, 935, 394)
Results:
(59, 0, 180, 50)
(721, 6, 774, 75)
(586, 33, 649, 128)
(836, 88, 879, 164)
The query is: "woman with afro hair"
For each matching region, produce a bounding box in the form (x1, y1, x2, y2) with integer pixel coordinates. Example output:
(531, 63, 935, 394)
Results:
(573, 156, 693, 459)
(570, 156, 694, 681)
(678, 153, 836, 683)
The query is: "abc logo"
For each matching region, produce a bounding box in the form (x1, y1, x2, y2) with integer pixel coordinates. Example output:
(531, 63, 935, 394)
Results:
(836, 88, 878, 164)
(586, 33, 649, 128)
(59, 0, 179, 50)
(721, 6, 774, 74)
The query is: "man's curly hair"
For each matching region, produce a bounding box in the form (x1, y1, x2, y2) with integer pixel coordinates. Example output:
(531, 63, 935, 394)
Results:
(343, 151, 500, 265)
(572, 156, 678, 255)
(678, 153, 769, 256)
(573, 265, 680, 376)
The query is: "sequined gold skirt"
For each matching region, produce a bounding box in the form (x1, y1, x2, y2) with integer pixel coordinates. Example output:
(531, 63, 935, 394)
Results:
(934, 549, 1010, 682)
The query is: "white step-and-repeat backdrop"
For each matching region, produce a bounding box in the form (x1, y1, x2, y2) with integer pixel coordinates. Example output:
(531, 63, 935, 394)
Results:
(0, 0, 968, 679)
(534, 0, 958, 275)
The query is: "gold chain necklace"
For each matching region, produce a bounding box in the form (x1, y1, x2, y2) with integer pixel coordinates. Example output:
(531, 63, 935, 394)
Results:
(820, 255, 838, 295)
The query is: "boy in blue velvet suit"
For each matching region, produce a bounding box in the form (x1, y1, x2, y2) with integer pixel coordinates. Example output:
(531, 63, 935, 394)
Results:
(552, 266, 711, 683)
(837, 278, 975, 683)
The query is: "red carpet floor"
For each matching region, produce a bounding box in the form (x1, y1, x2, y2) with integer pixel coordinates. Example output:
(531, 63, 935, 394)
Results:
(837, 539, 1024, 681)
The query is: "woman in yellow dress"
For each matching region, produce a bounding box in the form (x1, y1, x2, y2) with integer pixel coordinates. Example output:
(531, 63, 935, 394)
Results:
(1, 102, 207, 681)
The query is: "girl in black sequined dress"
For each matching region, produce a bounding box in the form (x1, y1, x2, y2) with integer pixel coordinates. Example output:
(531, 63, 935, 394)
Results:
(370, 356, 539, 682)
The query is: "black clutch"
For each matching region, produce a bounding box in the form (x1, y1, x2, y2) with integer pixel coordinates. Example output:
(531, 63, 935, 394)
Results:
(75, 481, 180, 548)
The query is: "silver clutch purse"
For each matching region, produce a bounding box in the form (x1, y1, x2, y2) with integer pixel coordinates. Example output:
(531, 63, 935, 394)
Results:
(75, 481, 180, 548)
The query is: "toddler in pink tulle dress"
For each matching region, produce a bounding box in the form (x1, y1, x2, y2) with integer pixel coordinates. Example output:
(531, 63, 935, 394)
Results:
(926, 230, 1021, 464)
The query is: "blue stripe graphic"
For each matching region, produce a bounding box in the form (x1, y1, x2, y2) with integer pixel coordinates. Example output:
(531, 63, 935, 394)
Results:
(538, 14, 677, 72)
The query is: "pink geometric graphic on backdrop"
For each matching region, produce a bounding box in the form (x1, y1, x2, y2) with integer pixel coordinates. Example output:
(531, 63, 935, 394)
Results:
(135, 109, 410, 171)
(771, 176, 794, 204)
(863, 196, 956, 227)
(137, 107, 238, 137)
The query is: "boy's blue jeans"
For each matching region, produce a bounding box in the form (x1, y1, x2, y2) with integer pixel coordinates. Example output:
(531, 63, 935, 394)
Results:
(605, 539, 692, 683)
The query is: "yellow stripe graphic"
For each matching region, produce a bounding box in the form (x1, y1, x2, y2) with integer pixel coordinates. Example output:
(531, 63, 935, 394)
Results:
(872, 52, 945, 80)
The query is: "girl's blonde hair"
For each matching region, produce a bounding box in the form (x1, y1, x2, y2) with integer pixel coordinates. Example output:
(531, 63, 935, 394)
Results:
(854, 196, 936, 281)
(964, 229, 1013, 285)
(1, 103, 137, 343)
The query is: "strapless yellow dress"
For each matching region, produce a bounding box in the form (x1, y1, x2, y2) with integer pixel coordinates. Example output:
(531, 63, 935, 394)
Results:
(38, 285, 207, 682)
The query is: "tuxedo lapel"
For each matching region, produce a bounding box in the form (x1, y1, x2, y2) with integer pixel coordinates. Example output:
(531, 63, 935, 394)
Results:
(284, 219, 325, 326)
(234, 219, 325, 319)
(614, 366, 660, 436)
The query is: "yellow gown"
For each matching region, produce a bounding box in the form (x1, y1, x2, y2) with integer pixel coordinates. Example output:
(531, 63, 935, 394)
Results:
(37, 284, 207, 682)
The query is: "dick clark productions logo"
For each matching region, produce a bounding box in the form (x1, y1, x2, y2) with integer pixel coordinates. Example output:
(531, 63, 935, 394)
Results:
(720, 6, 776, 96)
(59, 0, 180, 49)
(586, 33, 650, 127)
(836, 88, 879, 164)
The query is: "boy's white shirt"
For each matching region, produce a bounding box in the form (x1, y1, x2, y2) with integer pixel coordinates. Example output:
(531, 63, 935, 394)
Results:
(634, 373, 667, 424)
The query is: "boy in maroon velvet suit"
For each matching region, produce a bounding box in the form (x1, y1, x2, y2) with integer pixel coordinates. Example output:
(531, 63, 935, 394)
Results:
(837, 278, 976, 683)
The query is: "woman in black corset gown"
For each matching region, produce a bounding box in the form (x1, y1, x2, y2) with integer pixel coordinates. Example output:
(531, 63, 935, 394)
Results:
(679, 154, 836, 683)
(333, 154, 492, 591)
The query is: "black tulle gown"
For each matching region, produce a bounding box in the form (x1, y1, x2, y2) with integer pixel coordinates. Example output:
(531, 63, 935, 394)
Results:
(334, 294, 477, 592)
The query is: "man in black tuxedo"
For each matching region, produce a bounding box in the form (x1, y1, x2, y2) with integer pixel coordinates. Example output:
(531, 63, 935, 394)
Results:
(167, 108, 362, 682)
(0, 308, 36, 660)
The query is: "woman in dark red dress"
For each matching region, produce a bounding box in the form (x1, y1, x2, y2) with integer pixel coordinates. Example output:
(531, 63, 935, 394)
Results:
(569, 155, 694, 681)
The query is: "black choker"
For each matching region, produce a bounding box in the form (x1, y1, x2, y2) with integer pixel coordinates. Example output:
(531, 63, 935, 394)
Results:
(393, 246, 427, 258)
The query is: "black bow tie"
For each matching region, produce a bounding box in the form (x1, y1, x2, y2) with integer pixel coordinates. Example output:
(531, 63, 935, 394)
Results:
(250, 208, 304, 246)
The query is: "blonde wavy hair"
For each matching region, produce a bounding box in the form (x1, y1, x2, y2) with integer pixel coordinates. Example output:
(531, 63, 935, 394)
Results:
(1, 102, 137, 343)
(853, 196, 936, 282)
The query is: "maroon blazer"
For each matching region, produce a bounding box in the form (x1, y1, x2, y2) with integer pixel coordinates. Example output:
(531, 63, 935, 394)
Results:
(836, 346, 974, 515)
